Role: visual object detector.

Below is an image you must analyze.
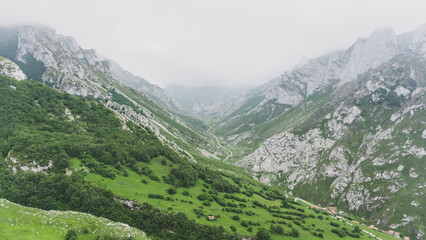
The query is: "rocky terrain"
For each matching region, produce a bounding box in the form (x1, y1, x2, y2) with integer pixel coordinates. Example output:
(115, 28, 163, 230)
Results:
(0, 56, 26, 80)
(0, 23, 424, 239)
(215, 25, 426, 239)
(0, 25, 223, 160)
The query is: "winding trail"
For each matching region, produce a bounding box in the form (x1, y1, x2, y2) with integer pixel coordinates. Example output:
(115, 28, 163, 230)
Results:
(207, 126, 233, 162)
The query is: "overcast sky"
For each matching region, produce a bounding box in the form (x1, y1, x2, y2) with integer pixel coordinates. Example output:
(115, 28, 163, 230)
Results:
(1, 0, 426, 87)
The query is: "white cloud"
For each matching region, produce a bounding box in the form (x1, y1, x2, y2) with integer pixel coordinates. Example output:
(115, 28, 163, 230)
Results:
(1, 0, 426, 87)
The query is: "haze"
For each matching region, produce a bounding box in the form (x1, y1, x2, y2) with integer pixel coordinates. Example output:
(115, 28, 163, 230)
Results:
(1, 0, 426, 88)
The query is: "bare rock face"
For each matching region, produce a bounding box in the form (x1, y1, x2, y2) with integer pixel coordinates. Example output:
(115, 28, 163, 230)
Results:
(250, 28, 399, 107)
(11, 25, 181, 113)
(230, 25, 426, 240)
(0, 56, 26, 80)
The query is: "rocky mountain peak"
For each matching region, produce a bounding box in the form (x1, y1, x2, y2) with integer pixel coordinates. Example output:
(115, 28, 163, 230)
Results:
(338, 27, 398, 84)
(411, 24, 426, 53)
(412, 24, 426, 44)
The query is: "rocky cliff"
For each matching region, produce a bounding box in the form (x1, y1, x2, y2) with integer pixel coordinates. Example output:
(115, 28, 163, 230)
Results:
(222, 25, 426, 239)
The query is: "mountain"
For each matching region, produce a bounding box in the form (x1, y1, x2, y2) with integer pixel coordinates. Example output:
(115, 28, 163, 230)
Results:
(214, 25, 426, 239)
(0, 25, 179, 111)
(0, 69, 399, 240)
(0, 23, 424, 239)
(164, 84, 247, 114)
(215, 28, 400, 139)
(0, 25, 226, 160)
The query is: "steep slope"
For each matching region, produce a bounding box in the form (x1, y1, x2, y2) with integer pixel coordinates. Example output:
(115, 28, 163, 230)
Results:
(0, 72, 400, 240)
(227, 25, 426, 239)
(0, 25, 224, 160)
(215, 28, 401, 141)
(0, 199, 149, 240)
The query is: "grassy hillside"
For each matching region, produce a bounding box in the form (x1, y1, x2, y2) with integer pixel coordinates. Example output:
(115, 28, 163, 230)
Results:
(0, 198, 148, 240)
(0, 75, 399, 240)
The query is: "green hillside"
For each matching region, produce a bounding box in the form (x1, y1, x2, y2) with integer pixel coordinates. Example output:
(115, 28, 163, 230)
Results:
(0, 75, 400, 240)
(0, 198, 148, 240)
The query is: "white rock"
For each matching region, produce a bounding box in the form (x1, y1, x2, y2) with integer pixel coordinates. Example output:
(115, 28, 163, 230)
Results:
(394, 86, 410, 97)
(0, 57, 27, 80)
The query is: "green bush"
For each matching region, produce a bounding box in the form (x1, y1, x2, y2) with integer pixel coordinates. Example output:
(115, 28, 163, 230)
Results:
(65, 229, 78, 240)
(166, 188, 177, 195)
(170, 166, 199, 187)
(291, 228, 299, 237)
(197, 193, 208, 201)
(255, 228, 271, 240)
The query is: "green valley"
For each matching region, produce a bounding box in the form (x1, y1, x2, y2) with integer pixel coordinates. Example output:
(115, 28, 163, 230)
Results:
(0, 74, 400, 239)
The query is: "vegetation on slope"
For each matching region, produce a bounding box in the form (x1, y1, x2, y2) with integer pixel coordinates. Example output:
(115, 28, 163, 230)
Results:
(0, 198, 148, 240)
(0, 75, 399, 240)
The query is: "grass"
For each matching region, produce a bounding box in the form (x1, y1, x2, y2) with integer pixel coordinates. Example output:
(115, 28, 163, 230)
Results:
(0, 198, 148, 240)
(72, 157, 400, 240)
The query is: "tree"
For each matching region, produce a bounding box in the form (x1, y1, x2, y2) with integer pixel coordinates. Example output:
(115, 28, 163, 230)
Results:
(255, 228, 271, 240)
(166, 188, 177, 195)
(197, 193, 208, 201)
(291, 228, 299, 237)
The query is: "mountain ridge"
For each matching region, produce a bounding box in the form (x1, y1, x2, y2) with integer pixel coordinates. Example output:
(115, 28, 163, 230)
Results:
(212, 25, 426, 240)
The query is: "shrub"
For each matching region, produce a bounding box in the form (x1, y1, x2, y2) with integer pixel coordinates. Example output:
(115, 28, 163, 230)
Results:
(212, 179, 240, 193)
(330, 222, 340, 227)
(166, 188, 177, 195)
(270, 224, 284, 234)
(82, 227, 89, 234)
(65, 229, 78, 240)
(231, 215, 240, 221)
(230, 226, 237, 232)
(170, 166, 199, 187)
(214, 197, 226, 207)
(182, 191, 190, 196)
(291, 228, 299, 237)
(227, 202, 238, 208)
(255, 228, 271, 240)
(148, 193, 164, 199)
(149, 174, 160, 181)
(245, 210, 255, 216)
(241, 220, 249, 227)
(197, 193, 208, 201)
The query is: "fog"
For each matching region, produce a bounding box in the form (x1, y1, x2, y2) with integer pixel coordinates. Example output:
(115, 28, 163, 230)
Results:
(1, 0, 426, 87)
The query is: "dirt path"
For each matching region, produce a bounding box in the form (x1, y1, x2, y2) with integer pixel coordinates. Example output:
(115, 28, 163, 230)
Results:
(207, 126, 233, 162)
